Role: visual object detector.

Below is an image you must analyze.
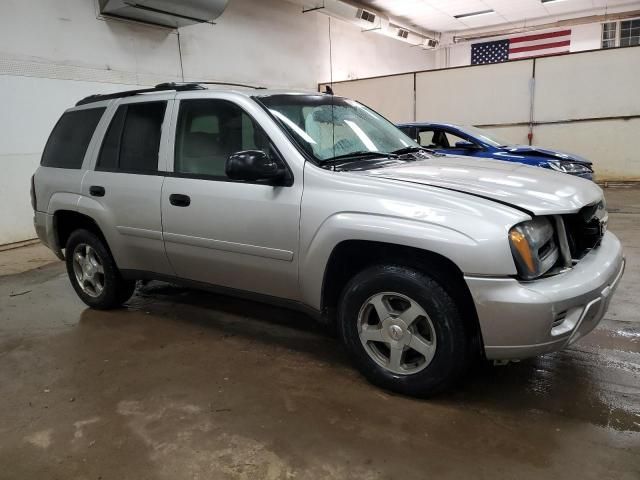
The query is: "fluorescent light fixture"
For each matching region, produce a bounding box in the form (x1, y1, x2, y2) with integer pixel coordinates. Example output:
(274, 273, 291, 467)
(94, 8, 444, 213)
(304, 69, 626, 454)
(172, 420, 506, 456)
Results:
(454, 9, 495, 19)
(541, 0, 568, 3)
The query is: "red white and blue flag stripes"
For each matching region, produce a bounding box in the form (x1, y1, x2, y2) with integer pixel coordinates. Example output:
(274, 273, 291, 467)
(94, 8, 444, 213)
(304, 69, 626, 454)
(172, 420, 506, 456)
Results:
(471, 29, 572, 65)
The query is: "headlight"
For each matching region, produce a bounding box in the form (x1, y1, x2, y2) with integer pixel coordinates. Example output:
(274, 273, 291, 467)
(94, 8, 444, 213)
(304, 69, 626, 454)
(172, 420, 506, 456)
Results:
(548, 161, 592, 174)
(509, 217, 560, 280)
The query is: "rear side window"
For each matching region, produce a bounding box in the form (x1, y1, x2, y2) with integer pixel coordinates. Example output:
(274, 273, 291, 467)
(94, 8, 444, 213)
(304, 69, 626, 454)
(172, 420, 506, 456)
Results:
(41, 108, 105, 169)
(97, 101, 167, 173)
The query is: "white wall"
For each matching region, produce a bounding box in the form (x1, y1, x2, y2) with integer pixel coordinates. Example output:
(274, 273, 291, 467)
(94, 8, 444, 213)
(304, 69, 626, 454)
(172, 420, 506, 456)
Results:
(415, 60, 534, 125)
(321, 74, 415, 123)
(569, 23, 602, 52)
(180, 0, 436, 88)
(0, 0, 435, 245)
(0, 76, 134, 246)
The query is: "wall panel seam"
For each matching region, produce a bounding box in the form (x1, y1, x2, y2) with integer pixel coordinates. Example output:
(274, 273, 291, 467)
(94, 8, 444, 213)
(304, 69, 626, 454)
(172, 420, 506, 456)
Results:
(0, 56, 180, 86)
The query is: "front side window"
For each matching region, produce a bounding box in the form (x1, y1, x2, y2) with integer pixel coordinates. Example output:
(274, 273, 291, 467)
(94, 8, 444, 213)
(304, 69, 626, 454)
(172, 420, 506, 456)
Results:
(256, 95, 419, 163)
(418, 129, 436, 147)
(442, 131, 467, 149)
(97, 101, 167, 173)
(174, 99, 273, 178)
(41, 108, 105, 169)
(418, 129, 467, 149)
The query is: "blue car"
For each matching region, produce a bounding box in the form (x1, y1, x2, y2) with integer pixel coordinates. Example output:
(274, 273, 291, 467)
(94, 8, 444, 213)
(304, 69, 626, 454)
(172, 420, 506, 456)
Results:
(397, 122, 594, 180)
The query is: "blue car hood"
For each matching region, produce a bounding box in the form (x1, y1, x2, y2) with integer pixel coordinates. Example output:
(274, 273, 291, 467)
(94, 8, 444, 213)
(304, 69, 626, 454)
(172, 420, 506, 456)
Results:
(502, 145, 592, 165)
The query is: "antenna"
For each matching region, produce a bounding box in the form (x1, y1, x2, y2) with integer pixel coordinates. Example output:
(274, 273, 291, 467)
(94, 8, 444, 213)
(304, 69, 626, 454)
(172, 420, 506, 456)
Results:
(328, 17, 335, 160)
(328, 16, 334, 91)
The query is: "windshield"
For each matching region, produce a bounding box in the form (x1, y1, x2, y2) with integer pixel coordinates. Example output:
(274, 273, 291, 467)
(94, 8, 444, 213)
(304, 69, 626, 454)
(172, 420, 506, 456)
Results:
(256, 94, 420, 162)
(457, 125, 513, 147)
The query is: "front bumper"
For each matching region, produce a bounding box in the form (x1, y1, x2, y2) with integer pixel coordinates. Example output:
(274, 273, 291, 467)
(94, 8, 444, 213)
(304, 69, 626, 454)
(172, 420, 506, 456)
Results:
(465, 231, 624, 360)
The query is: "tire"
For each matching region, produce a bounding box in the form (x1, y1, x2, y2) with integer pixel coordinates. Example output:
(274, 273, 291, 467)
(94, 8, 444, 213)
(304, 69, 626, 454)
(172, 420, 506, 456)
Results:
(65, 229, 136, 309)
(338, 264, 470, 397)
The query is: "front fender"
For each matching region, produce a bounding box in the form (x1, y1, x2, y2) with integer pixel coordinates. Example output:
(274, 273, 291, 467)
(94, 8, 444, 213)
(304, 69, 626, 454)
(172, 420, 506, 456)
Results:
(299, 212, 517, 310)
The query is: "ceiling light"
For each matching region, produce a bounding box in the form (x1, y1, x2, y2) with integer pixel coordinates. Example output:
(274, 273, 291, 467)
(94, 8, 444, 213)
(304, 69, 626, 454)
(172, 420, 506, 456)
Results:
(454, 9, 495, 19)
(541, 0, 568, 3)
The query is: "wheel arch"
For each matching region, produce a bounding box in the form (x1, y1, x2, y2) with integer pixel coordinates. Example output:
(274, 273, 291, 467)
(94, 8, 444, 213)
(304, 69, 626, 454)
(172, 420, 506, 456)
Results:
(53, 210, 112, 259)
(319, 239, 484, 355)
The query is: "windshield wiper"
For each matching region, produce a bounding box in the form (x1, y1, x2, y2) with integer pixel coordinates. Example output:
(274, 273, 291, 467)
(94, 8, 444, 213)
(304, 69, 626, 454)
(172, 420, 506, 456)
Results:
(322, 150, 398, 164)
(391, 146, 437, 155)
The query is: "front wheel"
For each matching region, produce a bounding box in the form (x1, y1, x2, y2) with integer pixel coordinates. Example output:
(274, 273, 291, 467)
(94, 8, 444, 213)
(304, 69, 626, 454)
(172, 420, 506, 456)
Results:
(65, 229, 136, 309)
(338, 265, 470, 397)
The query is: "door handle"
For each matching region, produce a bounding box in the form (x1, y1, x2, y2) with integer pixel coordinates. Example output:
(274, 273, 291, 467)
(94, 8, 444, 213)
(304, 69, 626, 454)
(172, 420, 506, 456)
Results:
(169, 194, 191, 207)
(89, 186, 105, 197)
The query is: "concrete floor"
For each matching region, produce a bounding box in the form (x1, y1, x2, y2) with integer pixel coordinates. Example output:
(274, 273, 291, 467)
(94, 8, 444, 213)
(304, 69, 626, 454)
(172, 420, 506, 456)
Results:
(0, 187, 639, 479)
(0, 241, 58, 276)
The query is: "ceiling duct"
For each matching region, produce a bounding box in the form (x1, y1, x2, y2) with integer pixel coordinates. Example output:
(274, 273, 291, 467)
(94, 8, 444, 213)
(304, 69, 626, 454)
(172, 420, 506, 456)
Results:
(299, 0, 437, 47)
(423, 38, 439, 49)
(302, 1, 383, 30)
(355, 8, 377, 24)
(99, 0, 229, 28)
(388, 22, 430, 46)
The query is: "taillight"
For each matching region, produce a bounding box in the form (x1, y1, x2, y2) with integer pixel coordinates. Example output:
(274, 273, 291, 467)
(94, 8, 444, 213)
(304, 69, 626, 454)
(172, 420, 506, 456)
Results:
(30, 174, 37, 211)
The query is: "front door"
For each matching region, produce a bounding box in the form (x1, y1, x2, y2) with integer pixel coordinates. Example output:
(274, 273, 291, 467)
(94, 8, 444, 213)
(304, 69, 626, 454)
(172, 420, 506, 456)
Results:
(161, 98, 302, 300)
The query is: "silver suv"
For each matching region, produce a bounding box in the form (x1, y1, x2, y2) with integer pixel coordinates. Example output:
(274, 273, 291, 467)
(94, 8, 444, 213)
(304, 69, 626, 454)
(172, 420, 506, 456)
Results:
(33, 83, 625, 396)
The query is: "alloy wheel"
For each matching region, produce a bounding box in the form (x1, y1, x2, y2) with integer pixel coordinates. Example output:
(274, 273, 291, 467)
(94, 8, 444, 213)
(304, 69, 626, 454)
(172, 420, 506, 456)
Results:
(357, 292, 437, 375)
(72, 243, 105, 298)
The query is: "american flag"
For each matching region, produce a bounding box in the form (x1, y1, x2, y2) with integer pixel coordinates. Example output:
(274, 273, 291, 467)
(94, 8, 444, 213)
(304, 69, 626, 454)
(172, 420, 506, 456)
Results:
(471, 29, 572, 65)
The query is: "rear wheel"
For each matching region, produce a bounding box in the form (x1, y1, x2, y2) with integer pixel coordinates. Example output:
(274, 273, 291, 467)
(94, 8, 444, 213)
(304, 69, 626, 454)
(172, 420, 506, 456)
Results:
(65, 229, 136, 309)
(338, 264, 470, 397)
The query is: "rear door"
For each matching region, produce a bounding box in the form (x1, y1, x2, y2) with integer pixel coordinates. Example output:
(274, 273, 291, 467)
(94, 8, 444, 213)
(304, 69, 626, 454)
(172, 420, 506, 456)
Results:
(79, 95, 174, 276)
(161, 95, 303, 300)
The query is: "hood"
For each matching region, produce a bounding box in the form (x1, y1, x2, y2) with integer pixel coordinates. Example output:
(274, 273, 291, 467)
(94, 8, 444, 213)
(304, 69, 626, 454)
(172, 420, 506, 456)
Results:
(357, 156, 602, 215)
(502, 145, 592, 165)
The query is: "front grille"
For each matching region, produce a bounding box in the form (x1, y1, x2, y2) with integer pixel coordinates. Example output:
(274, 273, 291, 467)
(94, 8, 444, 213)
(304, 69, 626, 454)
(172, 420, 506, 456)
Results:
(562, 201, 606, 260)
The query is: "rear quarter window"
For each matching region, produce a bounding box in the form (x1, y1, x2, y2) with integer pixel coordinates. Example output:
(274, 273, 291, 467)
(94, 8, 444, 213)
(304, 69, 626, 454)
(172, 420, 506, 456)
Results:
(41, 108, 105, 169)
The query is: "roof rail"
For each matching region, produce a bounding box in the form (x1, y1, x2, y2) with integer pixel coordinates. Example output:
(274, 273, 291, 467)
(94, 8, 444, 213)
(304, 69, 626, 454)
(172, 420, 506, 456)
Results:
(192, 81, 267, 90)
(75, 82, 204, 106)
(75, 80, 266, 106)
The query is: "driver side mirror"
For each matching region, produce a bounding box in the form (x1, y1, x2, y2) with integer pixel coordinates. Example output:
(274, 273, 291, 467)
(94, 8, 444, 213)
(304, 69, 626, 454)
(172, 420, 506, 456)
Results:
(454, 140, 479, 150)
(225, 150, 289, 185)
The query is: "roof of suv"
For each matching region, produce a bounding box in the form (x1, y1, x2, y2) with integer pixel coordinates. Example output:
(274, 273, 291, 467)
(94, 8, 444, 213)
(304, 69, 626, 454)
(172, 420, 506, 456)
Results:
(75, 82, 322, 106)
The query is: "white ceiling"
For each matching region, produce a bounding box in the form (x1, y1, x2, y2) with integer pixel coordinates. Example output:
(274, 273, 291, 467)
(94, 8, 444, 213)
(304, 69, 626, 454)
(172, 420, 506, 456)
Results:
(357, 0, 640, 33)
